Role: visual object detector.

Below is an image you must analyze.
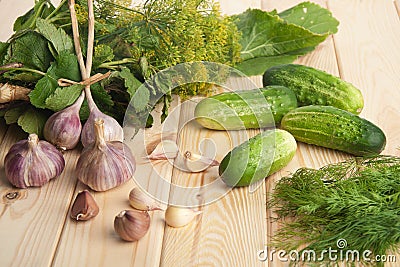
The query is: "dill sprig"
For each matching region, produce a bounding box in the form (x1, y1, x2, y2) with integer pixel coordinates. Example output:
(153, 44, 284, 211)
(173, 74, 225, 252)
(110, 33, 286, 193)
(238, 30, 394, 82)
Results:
(269, 155, 400, 266)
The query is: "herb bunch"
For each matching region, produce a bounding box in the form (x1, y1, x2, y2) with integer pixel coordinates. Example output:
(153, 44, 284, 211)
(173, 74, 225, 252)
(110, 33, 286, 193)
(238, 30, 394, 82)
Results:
(0, 0, 339, 136)
(269, 155, 400, 266)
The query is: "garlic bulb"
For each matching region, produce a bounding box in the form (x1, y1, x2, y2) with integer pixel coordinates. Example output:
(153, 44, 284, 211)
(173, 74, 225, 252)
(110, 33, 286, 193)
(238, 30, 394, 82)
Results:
(76, 118, 135, 191)
(164, 206, 202, 228)
(114, 210, 150, 241)
(129, 187, 162, 211)
(4, 134, 65, 188)
(70, 190, 99, 221)
(43, 92, 85, 150)
(81, 90, 123, 147)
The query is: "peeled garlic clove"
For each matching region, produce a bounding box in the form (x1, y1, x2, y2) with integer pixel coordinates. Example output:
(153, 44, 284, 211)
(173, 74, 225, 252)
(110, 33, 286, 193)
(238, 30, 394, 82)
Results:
(114, 210, 150, 241)
(165, 206, 202, 228)
(129, 187, 162, 211)
(76, 118, 135, 191)
(182, 151, 219, 173)
(70, 190, 99, 221)
(81, 92, 124, 147)
(44, 92, 84, 150)
(145, 140, 178, 160)
(4, 134, 65, 188)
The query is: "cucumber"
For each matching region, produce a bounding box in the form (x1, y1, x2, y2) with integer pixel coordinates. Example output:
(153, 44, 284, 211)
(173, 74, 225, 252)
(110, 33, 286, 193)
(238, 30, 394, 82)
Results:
(281, 105, 386, 156)
(263, 64, 364, 114)
(219, 129, 297, 187)
(194, 86, 297, 130)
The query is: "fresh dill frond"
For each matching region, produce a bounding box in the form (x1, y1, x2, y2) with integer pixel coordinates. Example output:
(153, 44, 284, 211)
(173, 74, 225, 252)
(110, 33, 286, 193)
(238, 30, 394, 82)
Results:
(269, 155, 400, 266)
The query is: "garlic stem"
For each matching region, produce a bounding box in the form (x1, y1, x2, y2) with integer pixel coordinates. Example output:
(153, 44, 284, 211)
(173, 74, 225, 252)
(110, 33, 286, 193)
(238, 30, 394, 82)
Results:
(27, 133, 39, 148)
(94, 119, 107, 147)
(86, 0, 95, 77)
(68, 0, 87, 79)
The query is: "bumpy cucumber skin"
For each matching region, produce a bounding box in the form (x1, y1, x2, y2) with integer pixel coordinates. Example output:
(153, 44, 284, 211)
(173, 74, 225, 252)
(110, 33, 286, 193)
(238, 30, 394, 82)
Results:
(281, 105, 386, 156)
(263, 64, 364, 114)
(219, 129, 297, 187)
(194, 86, 297, 130)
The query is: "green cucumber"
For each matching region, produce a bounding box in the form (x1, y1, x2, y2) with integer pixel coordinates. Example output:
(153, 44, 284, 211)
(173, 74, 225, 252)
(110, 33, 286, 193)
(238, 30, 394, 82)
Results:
(194, 86, 297, 130)
(281, 105, 386, 156)
(219, 129, 297, 187)
(263, 64, 364, 114)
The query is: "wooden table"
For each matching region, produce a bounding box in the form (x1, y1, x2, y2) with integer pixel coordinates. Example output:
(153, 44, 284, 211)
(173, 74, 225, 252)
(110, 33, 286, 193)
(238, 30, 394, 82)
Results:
(1, 0, 400, 266)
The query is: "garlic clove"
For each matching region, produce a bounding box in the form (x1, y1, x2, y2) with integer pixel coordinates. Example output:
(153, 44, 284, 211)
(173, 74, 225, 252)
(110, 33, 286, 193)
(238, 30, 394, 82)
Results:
(76, 119, 136, 191)
(145, 140, 178, 160)
(164, 206, 202, 228)
(114, 210, 150, 242)
(181, 151, 220, 173)
(44, 92, 85, 150)
(4, 134, 65, 188)
(70, 190, 99, 221)
(81, 102, 124, 147)
(129, 187, 163, 211)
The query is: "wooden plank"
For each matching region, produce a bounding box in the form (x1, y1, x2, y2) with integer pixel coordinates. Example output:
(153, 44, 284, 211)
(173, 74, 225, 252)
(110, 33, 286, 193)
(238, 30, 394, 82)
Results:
(52, 96, 181, 267)
(328, 0, 400, 156)
(328, 0, 400, 265)
(261, 1, 349, 266)
(0, 126, 79, 267)
(160, 76, 268, 266)
(0, 119, 9, 146)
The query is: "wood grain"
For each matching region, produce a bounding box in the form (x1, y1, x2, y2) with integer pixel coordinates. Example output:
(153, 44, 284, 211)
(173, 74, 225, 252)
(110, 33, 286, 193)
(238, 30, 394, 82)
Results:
(329, 0, 400, 156)
(160, 76, 267, 267)
(0, 126, 78, 267)
(52, 96, 182, 267)
(0, 0, 399, 266)
(0, 119, 8, 146)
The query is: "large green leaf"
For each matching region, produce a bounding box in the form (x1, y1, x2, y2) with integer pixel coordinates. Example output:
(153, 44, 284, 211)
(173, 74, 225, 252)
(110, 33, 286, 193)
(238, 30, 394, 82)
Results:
(234, 2, 339, 76)
(17, 107, 48, 137)
(36, 18, 74, 55)
(45, 84, 84, 112)
(235, 9, 327, 61)
(13, 0, 55, 32)
(278, 2, 339, 35)
(29, 52, 81, 109)
(8, 31, 53, 72)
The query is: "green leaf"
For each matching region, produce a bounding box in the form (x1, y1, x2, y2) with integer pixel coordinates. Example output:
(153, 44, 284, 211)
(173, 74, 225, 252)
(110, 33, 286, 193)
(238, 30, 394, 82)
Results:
(90, 83, 114, 111)
(118, 67, 143, 98)
(29, 73, 58, 109)
(235, 9, 327, 61)
(8, 31, 52, 72)
(13, 0, 55, 32)
(0, 42, 9, 64)
(234, 3, 339, 75)
(17, 107, 48, 137)
(36, 18, 74, 54)
(4, 106, 27, 124)
(29, 52, 81, 109)
(236, 55, 299, 76)
(132, 86, 150, 112)
(51, 52, 81, 81)
(93, 44, 114, 68)
(45, 84, 84, 112)
(278, 2, 339, 35)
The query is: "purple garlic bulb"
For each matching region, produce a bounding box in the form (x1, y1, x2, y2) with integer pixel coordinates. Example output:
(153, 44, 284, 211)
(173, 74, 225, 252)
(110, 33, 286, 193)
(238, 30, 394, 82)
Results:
(76, 119, 135, 191)
(43, 92, 85, 150)
(4, 134, 65, 188)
